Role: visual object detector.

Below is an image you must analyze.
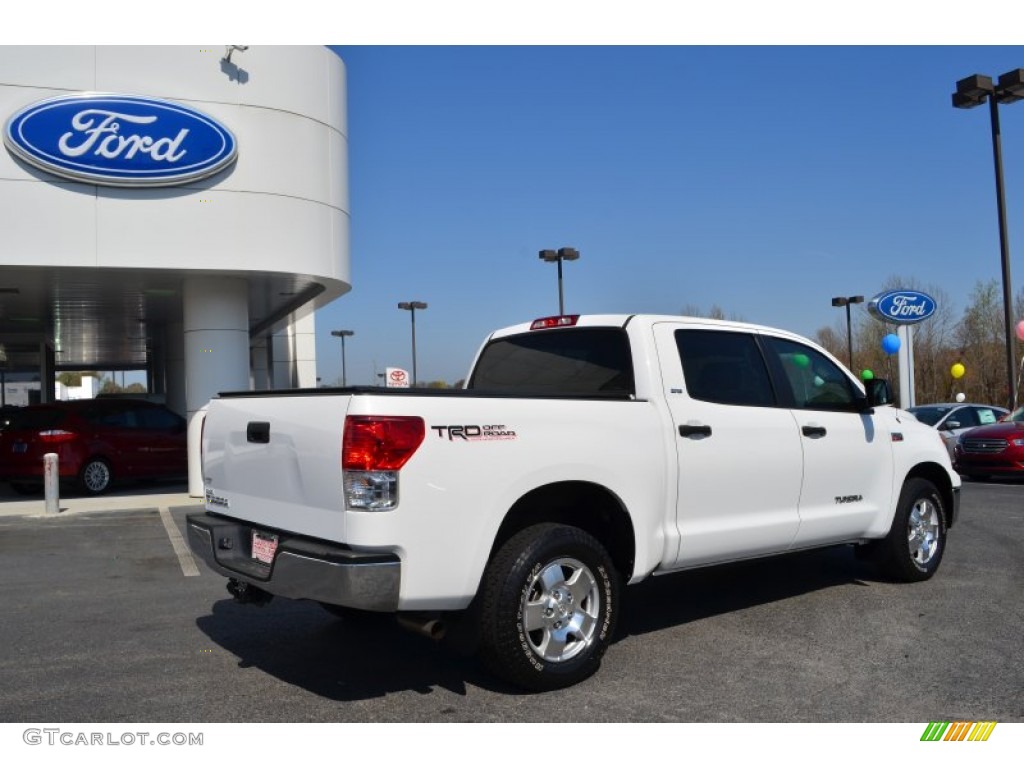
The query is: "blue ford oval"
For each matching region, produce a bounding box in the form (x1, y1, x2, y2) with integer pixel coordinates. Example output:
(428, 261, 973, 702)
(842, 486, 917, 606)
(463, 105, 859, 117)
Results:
(3, 93, 237, 187)
(869, 289, 937, 325)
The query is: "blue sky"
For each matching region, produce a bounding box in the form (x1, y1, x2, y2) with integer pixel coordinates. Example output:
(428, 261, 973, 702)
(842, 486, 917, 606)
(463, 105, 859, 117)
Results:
(313, 45, 1024, 385)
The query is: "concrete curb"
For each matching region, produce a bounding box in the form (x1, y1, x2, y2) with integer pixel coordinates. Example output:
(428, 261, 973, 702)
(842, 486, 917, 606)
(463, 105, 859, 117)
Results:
(0, 492, 201, 519)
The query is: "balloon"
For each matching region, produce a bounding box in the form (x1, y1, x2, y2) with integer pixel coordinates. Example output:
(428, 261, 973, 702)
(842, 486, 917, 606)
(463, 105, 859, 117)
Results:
(1016, 319, 1024, 341)
(792, 353, 810, 368)
(951, 363, 966, 379)
(955, 392, 966, 403)
(861, 369, 874, 380)
(881, 333, 900, 355)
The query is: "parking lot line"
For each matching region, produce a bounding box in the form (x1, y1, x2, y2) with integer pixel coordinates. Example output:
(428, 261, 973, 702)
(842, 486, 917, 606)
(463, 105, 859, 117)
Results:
(160, 506, 200, 577)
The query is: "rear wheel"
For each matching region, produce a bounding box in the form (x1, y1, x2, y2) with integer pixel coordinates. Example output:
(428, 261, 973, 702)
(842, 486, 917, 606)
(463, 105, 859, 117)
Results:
(875, 478, 947, 582)
(79, 458, 112, 495)
(479, 523, 620, 692)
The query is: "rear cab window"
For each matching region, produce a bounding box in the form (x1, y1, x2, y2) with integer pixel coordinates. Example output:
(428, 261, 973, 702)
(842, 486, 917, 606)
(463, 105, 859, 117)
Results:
(674, 329, 776, 407)
(468, 328, 635, 397)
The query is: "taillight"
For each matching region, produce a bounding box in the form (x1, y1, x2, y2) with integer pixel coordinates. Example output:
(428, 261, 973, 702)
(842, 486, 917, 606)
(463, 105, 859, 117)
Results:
(342, 416, 424, 511)
(342, 416, 425, 470)
(530, 315, 579, 330)
(38, 429, 76, 444)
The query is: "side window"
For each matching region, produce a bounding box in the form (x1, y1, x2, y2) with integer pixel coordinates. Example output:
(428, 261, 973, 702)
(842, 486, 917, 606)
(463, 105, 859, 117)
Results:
(975, 408, 1000, 426)
(950, 409, 979, 429)
(89, 407, 135, 428)
(675, 330, 775, 407)
(763, 337, 859, 412)
(138, 407, 183, 431)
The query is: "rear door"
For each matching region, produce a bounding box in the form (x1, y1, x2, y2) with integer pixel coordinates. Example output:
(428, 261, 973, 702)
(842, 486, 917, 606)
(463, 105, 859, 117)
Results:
(135, 405, 187, 477)
(654, 323, 803, 568)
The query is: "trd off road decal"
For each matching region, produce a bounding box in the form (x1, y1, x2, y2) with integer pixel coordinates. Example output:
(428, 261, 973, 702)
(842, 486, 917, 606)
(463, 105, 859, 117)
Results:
(431, 424, 518, 441)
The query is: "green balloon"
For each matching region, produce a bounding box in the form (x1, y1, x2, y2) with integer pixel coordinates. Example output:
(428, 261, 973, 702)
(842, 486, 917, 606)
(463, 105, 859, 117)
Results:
(792, 353, 810, 368)
(861, 369, 874, 380)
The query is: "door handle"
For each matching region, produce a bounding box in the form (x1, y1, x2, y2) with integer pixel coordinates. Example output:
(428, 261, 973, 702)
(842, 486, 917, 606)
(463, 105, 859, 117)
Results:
(679, 424, 712, 438)
(247, 421, 271, 444)
(802, 425, 827, 438)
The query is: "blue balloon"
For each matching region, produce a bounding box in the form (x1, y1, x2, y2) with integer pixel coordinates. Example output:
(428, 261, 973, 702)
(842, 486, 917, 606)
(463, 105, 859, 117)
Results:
(881, 333, 901, 355)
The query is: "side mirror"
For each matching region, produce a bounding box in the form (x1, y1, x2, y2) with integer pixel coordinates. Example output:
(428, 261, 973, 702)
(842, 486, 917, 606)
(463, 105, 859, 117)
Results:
(864, 378, 894, 408)
(945, 420, 961, 430)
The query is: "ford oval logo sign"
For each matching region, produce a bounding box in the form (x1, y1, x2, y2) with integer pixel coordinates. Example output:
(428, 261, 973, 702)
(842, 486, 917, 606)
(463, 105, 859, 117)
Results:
(3, 93, 237, 187)
(868, 289, 937, 325)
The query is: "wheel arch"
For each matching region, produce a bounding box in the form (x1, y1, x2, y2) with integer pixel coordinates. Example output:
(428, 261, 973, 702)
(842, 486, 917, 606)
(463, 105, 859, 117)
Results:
(905, 461, 957, 529)
(490, 481, 636, 582)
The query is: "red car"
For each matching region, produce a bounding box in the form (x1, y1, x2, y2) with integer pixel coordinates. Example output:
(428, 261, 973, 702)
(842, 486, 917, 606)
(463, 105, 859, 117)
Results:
(0, 399, 187, 494)
(953, 406, 1024, 480)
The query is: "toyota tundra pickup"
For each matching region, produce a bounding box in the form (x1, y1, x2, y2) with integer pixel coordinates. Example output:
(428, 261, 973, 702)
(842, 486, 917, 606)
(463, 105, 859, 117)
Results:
(187, 314, 961, 690)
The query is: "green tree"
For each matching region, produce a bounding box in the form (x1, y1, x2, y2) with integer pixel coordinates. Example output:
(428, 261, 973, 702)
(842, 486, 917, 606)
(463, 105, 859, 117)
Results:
(99, 378, 123, 394)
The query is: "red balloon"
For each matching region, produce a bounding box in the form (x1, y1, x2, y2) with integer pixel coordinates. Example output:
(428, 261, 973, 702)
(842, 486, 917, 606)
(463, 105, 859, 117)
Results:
(1017, 319, 1024, 341)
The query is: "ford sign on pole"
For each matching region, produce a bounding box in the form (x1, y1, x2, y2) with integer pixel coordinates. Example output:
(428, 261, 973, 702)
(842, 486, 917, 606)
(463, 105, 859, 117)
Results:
(3, 93, 237, 187)
(868, 289, 938, 410)
(867, 289, 937, 325)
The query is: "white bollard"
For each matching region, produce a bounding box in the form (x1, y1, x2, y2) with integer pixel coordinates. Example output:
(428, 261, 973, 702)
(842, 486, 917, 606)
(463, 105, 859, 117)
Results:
(43, 452, 60, 515)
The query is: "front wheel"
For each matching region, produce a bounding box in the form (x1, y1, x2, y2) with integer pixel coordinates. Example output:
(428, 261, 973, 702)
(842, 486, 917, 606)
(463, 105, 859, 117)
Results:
(479, 523, 620, 692)
(875, 478, 947, 582)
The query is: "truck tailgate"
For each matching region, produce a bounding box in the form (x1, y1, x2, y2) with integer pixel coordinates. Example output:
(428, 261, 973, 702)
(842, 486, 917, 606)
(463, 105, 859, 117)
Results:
(202, 394, 351, 542)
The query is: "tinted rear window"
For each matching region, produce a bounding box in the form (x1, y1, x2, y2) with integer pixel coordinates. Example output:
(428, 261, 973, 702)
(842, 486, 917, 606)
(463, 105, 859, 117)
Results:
(5, 408, 67, 431)
(468, 328, 634, 397)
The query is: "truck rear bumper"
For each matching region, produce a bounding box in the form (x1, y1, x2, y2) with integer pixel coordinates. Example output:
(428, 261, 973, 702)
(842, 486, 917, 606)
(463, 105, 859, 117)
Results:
(186, 512, 400, 612)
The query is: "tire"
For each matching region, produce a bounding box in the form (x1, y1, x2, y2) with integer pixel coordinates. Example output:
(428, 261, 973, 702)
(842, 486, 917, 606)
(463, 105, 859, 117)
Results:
(10, 482, 40, 496)
(79, 458, 112, 495)
(479, 523, 620, 692)
(875, 478, 947, 582)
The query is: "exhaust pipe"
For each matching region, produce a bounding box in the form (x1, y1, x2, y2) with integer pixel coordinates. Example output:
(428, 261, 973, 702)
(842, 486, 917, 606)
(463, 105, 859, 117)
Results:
(227, 578, 273, 606)
(397, 612, 446, 641)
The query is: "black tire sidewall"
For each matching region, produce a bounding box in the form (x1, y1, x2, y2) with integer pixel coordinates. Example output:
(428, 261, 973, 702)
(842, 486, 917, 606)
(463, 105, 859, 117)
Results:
(481, 524, 620, 691)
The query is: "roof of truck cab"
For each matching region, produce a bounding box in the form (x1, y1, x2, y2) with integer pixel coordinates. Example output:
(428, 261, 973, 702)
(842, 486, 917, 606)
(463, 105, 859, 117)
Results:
(487, 314, 804, 339)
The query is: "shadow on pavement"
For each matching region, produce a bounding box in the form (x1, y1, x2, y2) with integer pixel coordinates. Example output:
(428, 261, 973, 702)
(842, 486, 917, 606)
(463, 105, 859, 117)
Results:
(195, 544, 876, 700)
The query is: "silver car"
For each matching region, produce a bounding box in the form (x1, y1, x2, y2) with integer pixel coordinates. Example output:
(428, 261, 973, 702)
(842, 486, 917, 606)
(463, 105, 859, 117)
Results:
(907, 403, 1009, 459)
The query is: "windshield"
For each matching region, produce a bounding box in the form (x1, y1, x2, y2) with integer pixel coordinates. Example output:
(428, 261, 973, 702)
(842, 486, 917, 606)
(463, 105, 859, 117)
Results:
(907, 406, 950, 426)
(1009, 406, 1024, 423)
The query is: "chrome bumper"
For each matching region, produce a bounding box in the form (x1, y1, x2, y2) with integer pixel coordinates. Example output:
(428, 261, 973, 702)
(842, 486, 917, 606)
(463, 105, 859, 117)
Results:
(186, 512, 400, 612)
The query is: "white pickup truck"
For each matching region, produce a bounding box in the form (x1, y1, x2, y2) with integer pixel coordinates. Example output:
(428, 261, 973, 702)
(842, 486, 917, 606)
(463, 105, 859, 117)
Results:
(188, 314, 961, 690)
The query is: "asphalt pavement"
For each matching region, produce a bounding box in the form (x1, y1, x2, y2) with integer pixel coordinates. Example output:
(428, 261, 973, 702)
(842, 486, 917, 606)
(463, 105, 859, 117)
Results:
(0, 478, 1021, 722)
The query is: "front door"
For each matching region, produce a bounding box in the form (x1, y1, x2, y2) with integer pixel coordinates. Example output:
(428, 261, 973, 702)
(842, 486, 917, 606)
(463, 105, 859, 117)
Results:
(758, 334, 894, 546)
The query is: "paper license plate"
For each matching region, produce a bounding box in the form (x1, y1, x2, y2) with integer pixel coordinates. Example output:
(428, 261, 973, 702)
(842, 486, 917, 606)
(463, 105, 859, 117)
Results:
(251, 531, 279, 565)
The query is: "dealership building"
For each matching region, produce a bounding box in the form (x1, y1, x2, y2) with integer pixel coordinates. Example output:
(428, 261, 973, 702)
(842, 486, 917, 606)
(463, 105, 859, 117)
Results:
(0, 46, 350, 493)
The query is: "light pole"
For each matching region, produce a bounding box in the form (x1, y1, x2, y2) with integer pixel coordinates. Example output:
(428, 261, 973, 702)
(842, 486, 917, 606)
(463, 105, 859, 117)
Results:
(953, 70, 1024, 411)
(330, 329, 354, 387)
(397, 301, 427, 385)
(831, 295, 864, 371)
(538, 247, 580, 315)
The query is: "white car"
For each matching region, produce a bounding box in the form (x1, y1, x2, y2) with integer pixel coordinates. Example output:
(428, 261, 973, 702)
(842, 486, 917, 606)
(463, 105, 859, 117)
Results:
(907, 403, 1009, 459)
